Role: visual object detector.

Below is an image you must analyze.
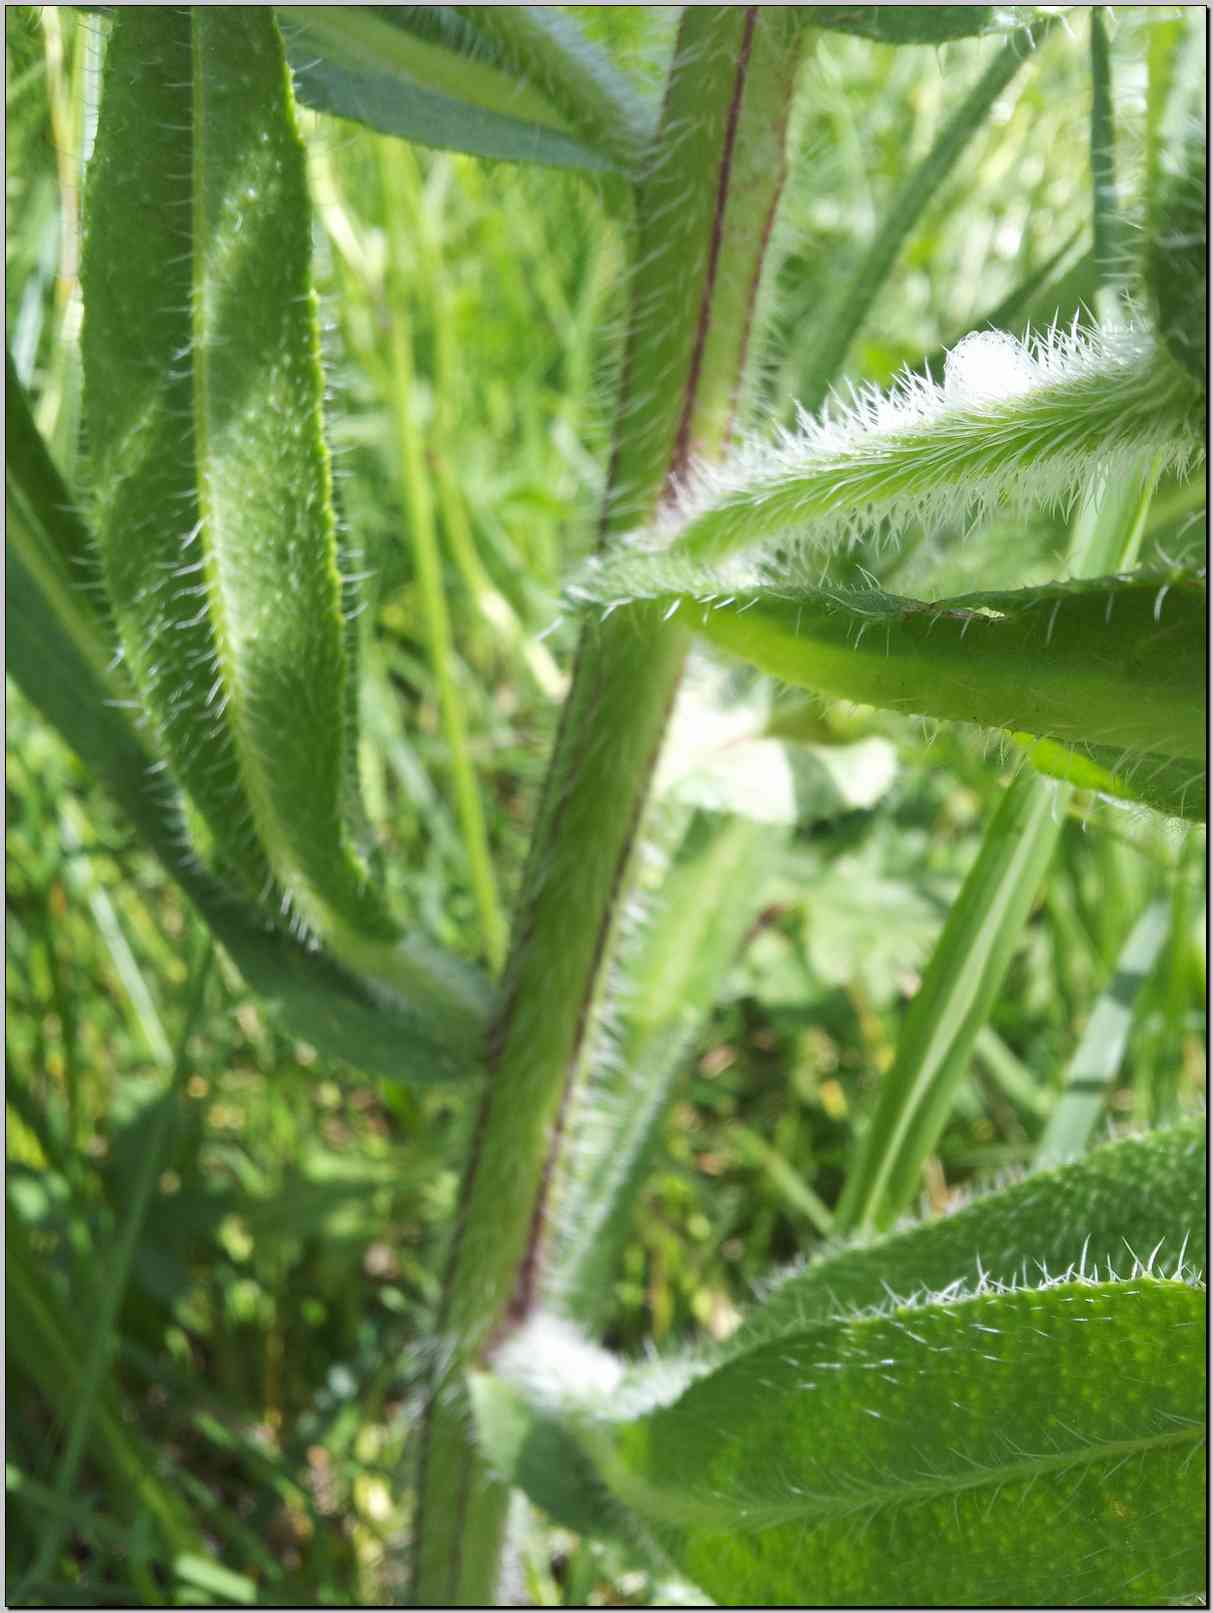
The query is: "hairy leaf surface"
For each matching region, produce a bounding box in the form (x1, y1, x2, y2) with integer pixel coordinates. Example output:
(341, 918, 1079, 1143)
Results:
(601, 1276, 1205, 1605)
(81, 9, 424, 988)
(729, 1121, 1206, 1352)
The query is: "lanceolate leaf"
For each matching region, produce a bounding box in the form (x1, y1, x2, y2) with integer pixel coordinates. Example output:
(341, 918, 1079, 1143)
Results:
(599, 1275, 1205, 1606)
(575, 571, 1206, 775)
(81, 9, 423, 990)
(576, 324, 1203, 571)
(9, 339, 487, 1081)
(6, 542, 489, 1083)
(277, 5, 635, 174)
(727, 1120, 1206, 1352)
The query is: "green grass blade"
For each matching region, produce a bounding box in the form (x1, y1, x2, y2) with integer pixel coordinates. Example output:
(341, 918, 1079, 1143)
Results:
(834, 767, 1065, 1234)
(379, 140, 507, 975)
(1035, 900, 1172, 1169)
(600, 1276, 1205, 1605)
(21, 941, 213, 1595)
(727, 1120, 1206, 1351)
(800, 16, 1059, 414)
(6, 1218, 199, 1569)
(277, 5, 621, 173)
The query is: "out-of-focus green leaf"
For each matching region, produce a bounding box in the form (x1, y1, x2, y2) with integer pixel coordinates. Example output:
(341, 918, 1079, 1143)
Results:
(278, 6, 636, 173)
(805, 7, 1036, 46)
(835, 768, 1064, 1233)
(1035, 902, 1172, 1168)
(1015, 734, 1206, 823)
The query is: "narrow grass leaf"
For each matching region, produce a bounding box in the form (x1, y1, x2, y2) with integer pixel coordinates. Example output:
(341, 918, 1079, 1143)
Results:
(21, 943, 213, 1594)
(599, 1276, 1205, 1606)
(1036, 901, 1172, 1169)
(799, 16, 1059, 413)
(278, 6, 624, 174)
(834, 768, 1065, 1234)
(728, 1120, 1206, 1352)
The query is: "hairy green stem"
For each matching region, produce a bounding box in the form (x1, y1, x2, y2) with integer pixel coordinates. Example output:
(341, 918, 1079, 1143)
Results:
(409, 10, 805, 1601)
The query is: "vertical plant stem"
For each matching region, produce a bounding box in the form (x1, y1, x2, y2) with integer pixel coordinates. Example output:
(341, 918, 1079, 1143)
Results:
(409, 10, 806, 1602)
(381, 142, 508, 974)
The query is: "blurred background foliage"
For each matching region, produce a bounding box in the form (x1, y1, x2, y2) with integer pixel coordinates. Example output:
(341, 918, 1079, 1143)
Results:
(5, 6, 1205, 1604)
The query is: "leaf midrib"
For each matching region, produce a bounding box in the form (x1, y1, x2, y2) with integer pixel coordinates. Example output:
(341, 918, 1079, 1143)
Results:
(607, 1421, 1199, 1533)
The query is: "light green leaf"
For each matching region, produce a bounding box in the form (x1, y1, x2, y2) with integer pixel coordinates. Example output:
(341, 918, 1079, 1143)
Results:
(581, 572, 1206, 776)
(805, 7, 1040, 46)
(601, 1275, 1205, 1606)
(569, 324, 1202, 572)
(1015, 734, 1206, 823)
(729, 1120, 1206, 1352)
(277, 5, 644, 174)
(1035, 902, 1172, 1169)
(835, 768, 1064, 1233)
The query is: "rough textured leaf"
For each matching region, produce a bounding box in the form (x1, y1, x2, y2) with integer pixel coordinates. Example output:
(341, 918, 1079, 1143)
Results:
(566, 325, 1203, 572)
(601, 1276, 1205, 1606)
(81, 9, 421, 989)
(6, 409, 488, 1085)
(7, 547, 488, 1082)
(729, 1120, 1206, 1351)
(583, 572, 1206, 775)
